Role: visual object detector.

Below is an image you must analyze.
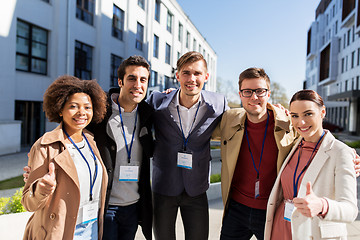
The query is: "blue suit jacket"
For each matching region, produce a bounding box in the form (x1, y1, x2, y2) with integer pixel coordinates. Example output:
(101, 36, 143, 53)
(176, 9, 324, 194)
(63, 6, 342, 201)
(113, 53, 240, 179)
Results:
(147, 89, 228, 197)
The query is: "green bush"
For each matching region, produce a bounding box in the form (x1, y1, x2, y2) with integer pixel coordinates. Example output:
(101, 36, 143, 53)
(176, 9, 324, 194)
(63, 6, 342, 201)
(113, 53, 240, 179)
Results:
(345, 140, 360, 149)
(0, 188, 26, 215)
(210, 174, 221, 183)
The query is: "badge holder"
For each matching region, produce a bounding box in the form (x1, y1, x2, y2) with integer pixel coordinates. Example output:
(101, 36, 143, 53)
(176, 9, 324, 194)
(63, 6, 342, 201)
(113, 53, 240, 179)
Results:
(119, 164, 139, 182)
(177, 150, 193, 169)
(82, 201, 99, 224)
(284, 199, 295, 222)
(255, 179, 260, 199)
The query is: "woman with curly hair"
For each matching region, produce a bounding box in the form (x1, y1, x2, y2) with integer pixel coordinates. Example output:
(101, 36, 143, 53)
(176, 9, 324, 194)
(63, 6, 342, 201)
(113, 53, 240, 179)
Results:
(22, 75, 108, 239)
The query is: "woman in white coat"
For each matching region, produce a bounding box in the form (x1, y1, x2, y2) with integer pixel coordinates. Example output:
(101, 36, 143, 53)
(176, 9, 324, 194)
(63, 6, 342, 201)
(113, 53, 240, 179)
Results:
(264, 89, 358, 240)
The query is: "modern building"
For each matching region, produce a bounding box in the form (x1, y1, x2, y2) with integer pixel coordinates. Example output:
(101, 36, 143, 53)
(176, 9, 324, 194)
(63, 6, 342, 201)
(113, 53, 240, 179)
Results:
(304, 0, 360, 134)
(0, 0, 217, 155)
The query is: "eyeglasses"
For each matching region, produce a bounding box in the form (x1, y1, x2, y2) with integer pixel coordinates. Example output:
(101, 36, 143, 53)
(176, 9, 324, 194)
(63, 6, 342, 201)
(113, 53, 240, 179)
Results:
(240, 88, 268, 98)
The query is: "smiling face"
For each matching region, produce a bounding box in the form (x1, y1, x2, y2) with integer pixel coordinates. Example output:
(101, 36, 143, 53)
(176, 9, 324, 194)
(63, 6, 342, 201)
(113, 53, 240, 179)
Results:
(290, 100, 326, 142)
(118, 65, 149, 112)
(60, 92, 93, 136)
(176, 60, 209, 104)
(239, 77, 270, 123)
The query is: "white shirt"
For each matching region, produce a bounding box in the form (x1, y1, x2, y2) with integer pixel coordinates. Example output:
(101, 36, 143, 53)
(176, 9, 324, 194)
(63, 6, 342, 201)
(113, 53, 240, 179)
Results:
(168, 90, 207, 138)
(66, 138, 103, 225)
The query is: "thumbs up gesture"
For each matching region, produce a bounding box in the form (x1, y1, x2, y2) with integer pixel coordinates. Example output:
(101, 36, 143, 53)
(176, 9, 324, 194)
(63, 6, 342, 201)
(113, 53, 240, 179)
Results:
(293, 182, 324, 218)
(36, 162, 57, 197)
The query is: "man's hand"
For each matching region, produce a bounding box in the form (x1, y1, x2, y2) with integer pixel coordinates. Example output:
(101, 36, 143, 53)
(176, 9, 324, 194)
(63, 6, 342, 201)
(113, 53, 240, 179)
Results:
(162, 88, 176, 94)
(273, 103, 290, 115)
(293, 182, 323, 218)
(36, 162, 57, 197)
(353, 149, 360, 177)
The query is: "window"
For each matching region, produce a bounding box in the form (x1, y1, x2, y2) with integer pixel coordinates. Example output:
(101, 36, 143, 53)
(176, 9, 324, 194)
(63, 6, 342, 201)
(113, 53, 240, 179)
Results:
(346, 55, 348, 71)
(166, 10, 173, 33)
(75, 40, 92, 79)
(138, 0, 145, 10)
(136, 22, 144, 51)
(112, 5, 124, 41)
(186, 31, 190, 48)
(178, 23, 183, 42)
(16, 19, 48, 74)
(335, 21, 338, 34)
(150, 70, 158, 87)
(341, 58, 345, 73)
(155, 0, 160, 22)
(347, 29, 351, 46)
(165, 43, 171, 64)
(153, 34, 159, 58)
(177, 51, 181, 60)
(164, 75, 170, 89)
(76, 0, 95, 25)
(343, 34, 346, 49)
(358, 48, 360, 66)
(351, 51, 355, 68)
(110, 54, 123, 87)
(199, 44, 202, 53)
(193, 39, 197, 51)
(352, 25, 355, 42)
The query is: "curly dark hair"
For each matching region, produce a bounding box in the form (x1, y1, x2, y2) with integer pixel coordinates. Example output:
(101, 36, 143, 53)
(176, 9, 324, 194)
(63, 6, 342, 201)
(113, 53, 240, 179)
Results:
(43, 75, 107, 123)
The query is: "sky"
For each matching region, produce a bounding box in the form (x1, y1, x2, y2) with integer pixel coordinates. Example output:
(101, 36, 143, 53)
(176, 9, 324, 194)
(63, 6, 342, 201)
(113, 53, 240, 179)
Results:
(177, 0, 321, 103)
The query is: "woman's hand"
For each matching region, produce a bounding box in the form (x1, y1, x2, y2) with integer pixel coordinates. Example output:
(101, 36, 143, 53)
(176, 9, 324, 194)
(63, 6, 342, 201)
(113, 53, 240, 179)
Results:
(36, 162, 57, 197)
(293, 182, 324, 218)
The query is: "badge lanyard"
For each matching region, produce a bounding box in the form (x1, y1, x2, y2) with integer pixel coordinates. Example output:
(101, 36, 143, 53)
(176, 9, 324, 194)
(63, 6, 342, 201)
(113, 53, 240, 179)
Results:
(292, 131, 325, 198)
(117, 98, 138, 164)
(177, 102, 201, 151)
(244, 111, 269, 198)
(63, 128, 98, 201)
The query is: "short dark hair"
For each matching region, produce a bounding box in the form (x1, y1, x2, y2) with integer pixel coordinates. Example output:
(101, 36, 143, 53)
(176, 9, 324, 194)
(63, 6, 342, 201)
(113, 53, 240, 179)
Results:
(238, 67, 270, 90)
(117, 55, 150, 80)
(43, 75, 107, 123)
(177, 51, 207, 72)
(290, 89, 324, 107)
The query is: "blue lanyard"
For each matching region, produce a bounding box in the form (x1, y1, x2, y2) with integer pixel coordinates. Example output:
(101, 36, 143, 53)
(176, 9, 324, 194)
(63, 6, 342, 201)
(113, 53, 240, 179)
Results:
(177, 102, 201, 151)
(117, 98, 138, 163)
(63, 128, 98, 201)
(292, 131, 325, 198)
(244, 111, 269, 179)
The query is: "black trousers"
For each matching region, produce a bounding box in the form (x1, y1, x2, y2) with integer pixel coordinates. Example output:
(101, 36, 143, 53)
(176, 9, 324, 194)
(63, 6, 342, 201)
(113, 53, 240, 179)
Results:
(153, 191, 209, 240)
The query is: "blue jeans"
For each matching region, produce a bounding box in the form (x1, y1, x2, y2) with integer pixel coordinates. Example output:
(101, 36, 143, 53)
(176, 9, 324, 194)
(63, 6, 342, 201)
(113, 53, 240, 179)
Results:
(220, 199, 266, 240)
(74, 220, 98, 240)
(102, 203, 138, 240)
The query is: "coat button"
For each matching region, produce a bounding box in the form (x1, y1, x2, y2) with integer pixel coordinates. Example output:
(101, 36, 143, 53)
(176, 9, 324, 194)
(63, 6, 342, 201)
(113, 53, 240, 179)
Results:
(223, 140, 227, 145)
(111, 146, 116, 151)
(49, 213, 56, 220)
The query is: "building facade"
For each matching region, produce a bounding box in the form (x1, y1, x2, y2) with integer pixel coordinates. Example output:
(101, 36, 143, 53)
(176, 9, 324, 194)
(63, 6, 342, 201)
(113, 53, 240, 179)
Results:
(0, 0, 217, 154)
(305, 0, 360, 134)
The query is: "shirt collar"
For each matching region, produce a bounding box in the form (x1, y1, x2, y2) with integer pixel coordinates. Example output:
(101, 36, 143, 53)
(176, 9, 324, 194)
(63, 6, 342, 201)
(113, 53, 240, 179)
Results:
(173, 90, 203, 109)
(111, 93, 138, 113)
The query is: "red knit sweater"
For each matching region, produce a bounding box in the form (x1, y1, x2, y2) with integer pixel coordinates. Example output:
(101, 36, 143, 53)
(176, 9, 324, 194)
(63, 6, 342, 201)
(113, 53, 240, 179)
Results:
(231, 111, 278, 210)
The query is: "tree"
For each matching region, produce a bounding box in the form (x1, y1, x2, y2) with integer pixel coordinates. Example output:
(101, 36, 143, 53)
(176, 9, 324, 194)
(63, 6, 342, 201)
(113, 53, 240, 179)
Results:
(269, 82, 289, 108)
(216, 77, 240, 107)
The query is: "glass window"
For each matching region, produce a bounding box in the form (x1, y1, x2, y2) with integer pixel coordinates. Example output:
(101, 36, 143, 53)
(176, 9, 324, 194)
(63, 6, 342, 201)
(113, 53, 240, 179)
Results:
(138, 0, 145, 9)
(153, 34, 159, 58)
(150, 70, 158, 87)
(193, 39, 197, 51)
(178, 23, 183, 42)
(167, 10, 173, 33)
(75, 40, 93, 79)
(165, 43, 171, 64)
(110, 54, 123, 87)
(112, 5, 124, 41)
(186, 31, 190, 48)
(136, 22, 144, 51)
(155, 0, 160, 22)
(16, 19, 48, 75)
(76, 0, 95, 25)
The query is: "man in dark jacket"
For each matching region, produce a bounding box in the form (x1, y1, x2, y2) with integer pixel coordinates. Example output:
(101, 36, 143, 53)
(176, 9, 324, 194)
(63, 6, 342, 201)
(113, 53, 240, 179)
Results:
(88, 55, 153, 240)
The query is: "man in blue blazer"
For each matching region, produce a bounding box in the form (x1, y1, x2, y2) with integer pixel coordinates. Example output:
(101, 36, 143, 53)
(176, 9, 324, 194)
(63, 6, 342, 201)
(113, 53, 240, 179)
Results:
(147, 51, 228, 240)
